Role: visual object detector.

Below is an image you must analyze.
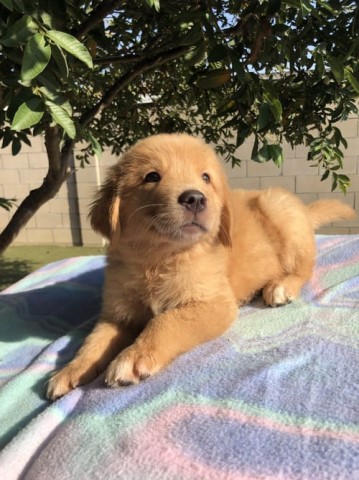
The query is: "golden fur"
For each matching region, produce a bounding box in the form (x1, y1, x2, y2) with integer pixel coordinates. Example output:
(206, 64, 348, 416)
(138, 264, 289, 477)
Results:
(47, 134, 355, 399)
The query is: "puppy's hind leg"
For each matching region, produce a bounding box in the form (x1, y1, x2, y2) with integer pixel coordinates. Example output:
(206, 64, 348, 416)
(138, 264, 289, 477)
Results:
(257, 188, 316, 307)
(262, 273, 309, 307)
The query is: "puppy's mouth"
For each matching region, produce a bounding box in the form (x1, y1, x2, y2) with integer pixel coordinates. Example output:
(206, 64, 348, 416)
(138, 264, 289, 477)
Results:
(150, 217, 208, 241)
(181, 221, 207, 234)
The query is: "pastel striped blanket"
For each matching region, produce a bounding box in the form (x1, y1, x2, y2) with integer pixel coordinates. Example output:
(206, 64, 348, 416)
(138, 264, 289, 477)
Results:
(0, 235, 358, 479)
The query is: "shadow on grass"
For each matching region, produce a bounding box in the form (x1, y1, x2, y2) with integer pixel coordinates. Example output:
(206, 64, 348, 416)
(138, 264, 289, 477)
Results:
(0, 257, 34, 291)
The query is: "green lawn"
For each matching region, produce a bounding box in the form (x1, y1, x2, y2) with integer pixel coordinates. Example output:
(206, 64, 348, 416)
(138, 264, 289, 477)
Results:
(0, 245, 106, 291)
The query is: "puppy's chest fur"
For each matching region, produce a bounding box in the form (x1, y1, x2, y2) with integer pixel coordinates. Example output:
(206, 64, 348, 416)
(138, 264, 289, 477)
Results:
(106, 247, 228, 321)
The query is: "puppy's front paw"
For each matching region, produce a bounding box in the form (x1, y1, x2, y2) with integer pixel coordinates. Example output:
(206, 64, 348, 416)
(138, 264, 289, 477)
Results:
(47, 362, 98, 400)
(105, 346, 161, 387)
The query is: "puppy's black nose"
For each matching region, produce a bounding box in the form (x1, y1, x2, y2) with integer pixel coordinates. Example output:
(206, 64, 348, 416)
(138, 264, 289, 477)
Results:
(178, 189, 206, 213)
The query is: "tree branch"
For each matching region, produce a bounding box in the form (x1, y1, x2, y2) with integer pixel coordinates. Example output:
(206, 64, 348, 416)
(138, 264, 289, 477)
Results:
(72, 0, 123, 39)
(80, 45, 190, 128)
(0, 132, 75, 254)
(94, 54, 143, 66)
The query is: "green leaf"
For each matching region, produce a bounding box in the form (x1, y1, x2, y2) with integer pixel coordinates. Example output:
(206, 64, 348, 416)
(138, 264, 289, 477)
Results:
(327, 55, 344, 83)
(269, 98, 282, 123)
(12, 0, 24, 11)
(344, 68, 359, 94)
(88, 133, 102, 158)
(196, 69, 231, 88)
(253, 144, 271, 163)
(11, 97, 44, 131)
(257, 103, 271, 131)
(45, 30, 93, 69)
(51, 44, 69, 79)
(45, 100, 76, 139)
(0, 197, 17, 211)
(21, 33, 51, 81)
(0, 0, 13, 11)
(185, 41, 206, 66)
(320, 169, 330, 181)
(12, 137, 21, 155)
(39, 86, 72, 116)
(0, 15, 38, 47)
(145, 0, 160, 11)
(268, 144, 283, 166)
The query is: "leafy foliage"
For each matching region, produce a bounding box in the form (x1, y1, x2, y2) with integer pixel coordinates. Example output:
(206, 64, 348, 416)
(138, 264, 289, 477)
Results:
(1, 0, 359, 195)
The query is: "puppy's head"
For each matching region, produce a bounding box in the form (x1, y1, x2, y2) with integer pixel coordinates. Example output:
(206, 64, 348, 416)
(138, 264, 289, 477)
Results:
(90, 134, 232, 249)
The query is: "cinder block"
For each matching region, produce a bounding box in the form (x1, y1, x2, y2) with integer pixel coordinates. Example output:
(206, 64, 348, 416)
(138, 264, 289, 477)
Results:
(339, 118, 358, 138)
(281, 142, 296, 159)
(78, 198, 93, 214)
(340, 156, 358, 174)
(35, 213, 63, 229)
(53, 228, 79, 245)
(247, 160, 282, 177)
(296, 176, 332, 193)
(76, 166, 100, 183)
(295, 144, 309, 158)
(344, 137, 359, 156)
(77, 182, 98, 199)
(1, 153, 29, 169)
(347, 174, 359, 191)
(28, 152, 49, 169)
(80, 213, 92, 230)
(234, 141, 255, 161)
(318, 192, 355, 208)
(221, 159, 247, 178)
(81, 228, 105, 246)
(19, 168, 47, 184)
(12, 229, 28, 245)
(99, 149, 119, 167)
(3, 184, 29, 199)
(260, 176, 295, 192)
(49, 198, 70, 214)
(60, 212, 82, 230)
(229, 177, 260, 190)
(24, 135, 44, 153)
(296, 193, 318, 204)
(1, 169, 20, 184)
(27, 228, 54, 244)
(0, 210, 11, 229)
(283, 158, 319, 176)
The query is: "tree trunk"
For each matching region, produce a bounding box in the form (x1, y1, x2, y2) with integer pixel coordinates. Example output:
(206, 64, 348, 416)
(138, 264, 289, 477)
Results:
(0, 127, 74, 254)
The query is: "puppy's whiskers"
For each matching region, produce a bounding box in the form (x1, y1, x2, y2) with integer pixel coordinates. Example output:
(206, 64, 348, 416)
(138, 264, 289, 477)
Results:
(219, 222, 231, 245)
(128, 203, 166, 221)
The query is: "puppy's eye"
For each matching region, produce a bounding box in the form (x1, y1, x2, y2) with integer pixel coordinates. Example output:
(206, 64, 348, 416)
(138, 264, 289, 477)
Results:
(144, 172, 161, 183)
(202, 173, 210, 183)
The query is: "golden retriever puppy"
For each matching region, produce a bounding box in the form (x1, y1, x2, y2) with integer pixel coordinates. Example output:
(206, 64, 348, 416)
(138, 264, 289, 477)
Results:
(47, 134, 355, 400)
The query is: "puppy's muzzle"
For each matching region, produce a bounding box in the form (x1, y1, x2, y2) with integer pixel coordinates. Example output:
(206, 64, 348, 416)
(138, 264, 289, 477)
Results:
(178, 189, 206, 213)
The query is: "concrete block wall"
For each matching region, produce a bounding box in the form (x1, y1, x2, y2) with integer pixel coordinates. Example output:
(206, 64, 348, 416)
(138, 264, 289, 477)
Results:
(1, 117, 359, 246)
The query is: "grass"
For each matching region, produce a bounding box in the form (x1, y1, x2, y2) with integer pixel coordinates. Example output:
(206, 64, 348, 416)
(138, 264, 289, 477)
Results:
(0, 245, 106, 291)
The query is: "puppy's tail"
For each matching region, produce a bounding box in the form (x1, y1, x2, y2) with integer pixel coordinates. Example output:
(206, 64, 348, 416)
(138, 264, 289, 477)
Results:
(306, 199, 356, 229)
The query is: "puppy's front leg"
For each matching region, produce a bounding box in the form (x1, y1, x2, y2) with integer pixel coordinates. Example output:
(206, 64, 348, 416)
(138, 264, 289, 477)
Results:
(105, 298, 237, 387)
(47, 321, 135, 400)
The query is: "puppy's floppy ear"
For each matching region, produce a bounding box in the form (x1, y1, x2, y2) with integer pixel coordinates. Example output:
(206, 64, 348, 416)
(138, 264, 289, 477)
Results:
(89, 165, 121, 240)
(217, 180, 232, 248)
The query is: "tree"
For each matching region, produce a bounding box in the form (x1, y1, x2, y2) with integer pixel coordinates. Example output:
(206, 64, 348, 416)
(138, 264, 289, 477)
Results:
(0, 0, 358, 253)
